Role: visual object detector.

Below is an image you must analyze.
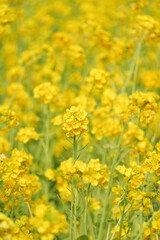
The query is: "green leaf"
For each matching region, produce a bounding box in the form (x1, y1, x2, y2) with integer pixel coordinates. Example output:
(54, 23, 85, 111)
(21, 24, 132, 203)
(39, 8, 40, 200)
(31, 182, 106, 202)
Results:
(77, 235, 89, 240)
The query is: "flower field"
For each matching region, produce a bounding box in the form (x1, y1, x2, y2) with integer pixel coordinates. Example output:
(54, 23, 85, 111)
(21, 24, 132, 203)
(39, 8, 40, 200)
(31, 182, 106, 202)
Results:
(0, 0, 160, 239)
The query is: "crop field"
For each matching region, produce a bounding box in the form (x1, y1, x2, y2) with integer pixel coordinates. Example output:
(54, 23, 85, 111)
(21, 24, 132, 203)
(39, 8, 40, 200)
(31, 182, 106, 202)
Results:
(0, 0, 160, 239)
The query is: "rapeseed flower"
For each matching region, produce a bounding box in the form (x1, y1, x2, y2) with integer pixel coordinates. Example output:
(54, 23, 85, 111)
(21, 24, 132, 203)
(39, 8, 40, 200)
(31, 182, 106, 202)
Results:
(62, 106, 89, 137)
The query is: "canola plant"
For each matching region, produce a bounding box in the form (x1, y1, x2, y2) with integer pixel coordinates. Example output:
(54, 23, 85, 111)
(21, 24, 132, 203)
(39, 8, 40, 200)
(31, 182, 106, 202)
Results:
(0, 0, 160, 239)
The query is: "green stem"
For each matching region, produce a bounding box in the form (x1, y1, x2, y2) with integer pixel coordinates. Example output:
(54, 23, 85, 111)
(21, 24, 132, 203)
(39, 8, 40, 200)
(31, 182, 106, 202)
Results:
(106, 223, 111, 240)
(74, 189, 78, 239)
(27, 202, 33, 217)
(8, 55, 42, 109)
(132, 38, 143, 93)
(97, 171, 113, 240)
(106, 195, 125, 240)
(151, 206, 159, 240)
(135, 210, 160, 240)
(86, 84, 94, 112)
(97, 127, 125, 240)
(80, 196, 84, 234)
(110, 205, 130, 240)
(84, 185, 89, 234)
(43, 105, 50, 201)
(8, 71, 25, 109)
(118, 200, 126, 240)
(10, 197, 15, 220)
(44, 104, 50, 170)
(73, 135, 77, 164)
(70, 136, 77, 240)
(151, 119, 160, 144)
(70, 177, 74, 239)
(10, 128, 15, 149)
(119, 181, 129, 240)
(122, 60, 135, 94)
(89, 213, 95, 240)
(140, 211, 143, 240)
(102, 146, 107, 164)
(111, 218, 121, 240)
(122, 37, 143, 94)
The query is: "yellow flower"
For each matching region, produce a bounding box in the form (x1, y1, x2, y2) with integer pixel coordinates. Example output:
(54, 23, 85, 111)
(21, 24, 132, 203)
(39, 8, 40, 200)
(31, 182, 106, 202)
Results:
(155, 142, 160, 152)
(1, 149, 41, 202)
(123, 122, 151, 156)
(15, 127, 40, 144)
(141, 70, 160, 90)
(59, 157, 75, 179)
(130, 0, 149, 10)
(74, 160, 87, 173)
(52, 32, 72, 49)
(34, 82, 59, 104)
(30, 201, 68, 239)
(62, 106, 89, 137)
(83, 158, 109, 188)
(85, 68, 110, 90)
(91, 107, 122, 140)
(56, 177, 71, 202)
(129, 163, 145, 189)
(129, 91, 159, 127)
(143, 150, 160, 176)
(51, 114, 62, 126)
(88, 196, 101, 212)
(67, 44, 86, 67)
(0, 109, 19, 128)
(7, 83, 31, 109)
(132, 14, 160, 42)
(0, 213, 15, 239)
(0, 136, 10, 154)
(0, 5, 14, 26)
(45, 168, 55, 181)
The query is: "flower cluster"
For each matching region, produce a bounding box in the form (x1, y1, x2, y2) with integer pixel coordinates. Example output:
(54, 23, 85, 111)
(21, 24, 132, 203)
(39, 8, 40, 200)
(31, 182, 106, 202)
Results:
(1, 0, 160, 239)
(46, 158, 109, 190)
(0, 4, 15, 40)
(30, 201, 68, 240)
(0, 5, 14, 26)
(67, 45, 86, 67)
(15, 127, 40, 143)
(91, 107, 122, 140)
(0, 212, 15, 239)
(0, 136, 10, 154)
(129, 91, 159, 127)
(85, 68, 110, 90)
(0, 149, 41, 203)
(123, 122, 151, 156)
(141, 70, 160, 90)
(62, 106, 89, 137)
(143, 148, 160, 176)
(7, 83, 30, 109)
(0, 109, 19, 128)
(132, 14, 160, 42)
(129, 0, 149, 10)
(34, 82, 59, 104)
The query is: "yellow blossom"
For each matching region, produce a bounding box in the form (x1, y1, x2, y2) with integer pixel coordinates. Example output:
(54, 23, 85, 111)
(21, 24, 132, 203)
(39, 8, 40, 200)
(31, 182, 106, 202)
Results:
(62, 106, 89, 137)
(15, 127, 40, 143)
(34, 82, 59, 104)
